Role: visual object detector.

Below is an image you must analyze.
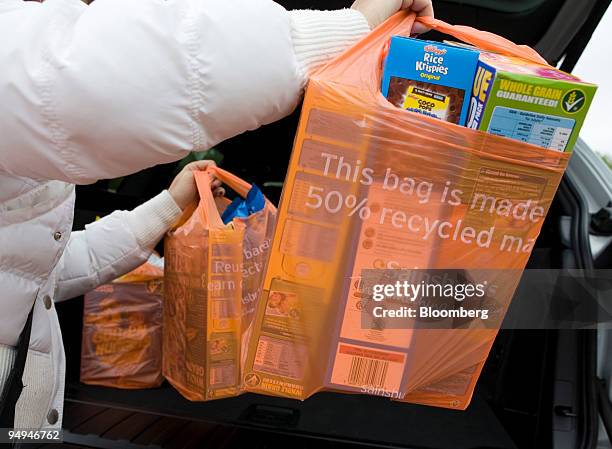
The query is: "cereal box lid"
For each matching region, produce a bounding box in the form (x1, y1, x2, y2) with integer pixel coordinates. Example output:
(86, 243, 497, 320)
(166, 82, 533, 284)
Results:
(479, 50, 594, 83)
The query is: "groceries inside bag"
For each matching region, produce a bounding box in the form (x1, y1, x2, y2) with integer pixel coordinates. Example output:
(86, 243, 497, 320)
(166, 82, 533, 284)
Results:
(80, 255, 165, 389)
(380, 33, 596, 153)
(241, 14, 575, 409)
(163, 167, 276, 401)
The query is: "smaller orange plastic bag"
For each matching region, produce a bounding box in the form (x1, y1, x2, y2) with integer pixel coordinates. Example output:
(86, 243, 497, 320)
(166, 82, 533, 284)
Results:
(80, 255, 164, 389)
(163, 168, 276, 401)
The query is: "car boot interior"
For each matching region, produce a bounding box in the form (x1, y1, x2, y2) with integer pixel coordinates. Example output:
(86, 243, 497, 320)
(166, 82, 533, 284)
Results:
(56, 0, 609, 447)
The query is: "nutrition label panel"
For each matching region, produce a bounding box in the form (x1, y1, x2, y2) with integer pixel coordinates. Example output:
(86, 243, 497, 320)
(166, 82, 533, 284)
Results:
(488, 106, 575, 151)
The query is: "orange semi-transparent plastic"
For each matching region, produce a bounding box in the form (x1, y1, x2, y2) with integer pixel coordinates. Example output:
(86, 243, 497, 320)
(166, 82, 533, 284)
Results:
(163, 167, 276, 401)
(80, 259, 164, 389)
(241, 13, 570, 409)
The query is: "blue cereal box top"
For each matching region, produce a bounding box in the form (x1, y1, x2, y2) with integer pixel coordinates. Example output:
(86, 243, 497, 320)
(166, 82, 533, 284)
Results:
(381, 36, 480, 126)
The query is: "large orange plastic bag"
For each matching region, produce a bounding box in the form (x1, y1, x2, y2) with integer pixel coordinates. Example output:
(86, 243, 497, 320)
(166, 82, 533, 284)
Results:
(242, 13, 570, 409)
(163, 168, 276, 401)
(80, 255, 164, 389)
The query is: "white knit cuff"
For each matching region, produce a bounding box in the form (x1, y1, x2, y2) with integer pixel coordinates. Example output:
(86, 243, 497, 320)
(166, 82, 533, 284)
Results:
(126, 190, 182, 249)
(289, 9, 370, 84)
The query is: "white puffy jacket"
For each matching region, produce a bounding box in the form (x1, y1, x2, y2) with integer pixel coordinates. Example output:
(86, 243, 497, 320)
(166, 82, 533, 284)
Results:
(0, 0, 369, 429)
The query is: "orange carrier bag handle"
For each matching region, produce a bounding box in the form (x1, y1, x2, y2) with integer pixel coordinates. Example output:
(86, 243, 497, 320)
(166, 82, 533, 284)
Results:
(316, 11, 550, 102)
(194, 167, 254, 229)
(415, 16, 548, 65)
(208, 166, 251, 198)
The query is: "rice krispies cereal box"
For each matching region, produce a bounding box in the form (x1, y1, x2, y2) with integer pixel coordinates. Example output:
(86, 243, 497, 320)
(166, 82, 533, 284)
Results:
(467, 50, 597, 152)
(382, 37, 480, 125)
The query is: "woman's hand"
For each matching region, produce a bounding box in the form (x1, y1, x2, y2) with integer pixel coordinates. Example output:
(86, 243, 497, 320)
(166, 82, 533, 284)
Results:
(168, 160, 225, 211)
(351, 0, 434, 33)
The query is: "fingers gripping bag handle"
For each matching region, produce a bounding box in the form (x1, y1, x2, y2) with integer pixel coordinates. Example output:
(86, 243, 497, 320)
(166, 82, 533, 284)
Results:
(209, 166, 252, 198)
(194, 170, 225, 229)
(194, 167, 254, 228)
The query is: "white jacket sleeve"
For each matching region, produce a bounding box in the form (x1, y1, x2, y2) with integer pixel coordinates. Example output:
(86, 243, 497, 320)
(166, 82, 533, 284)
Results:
(55, 190, 182, 301)
(0, 0, 369, 184)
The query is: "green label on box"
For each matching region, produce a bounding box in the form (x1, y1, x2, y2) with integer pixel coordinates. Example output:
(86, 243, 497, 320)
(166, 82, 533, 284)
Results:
(467, 53, 597, 152)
